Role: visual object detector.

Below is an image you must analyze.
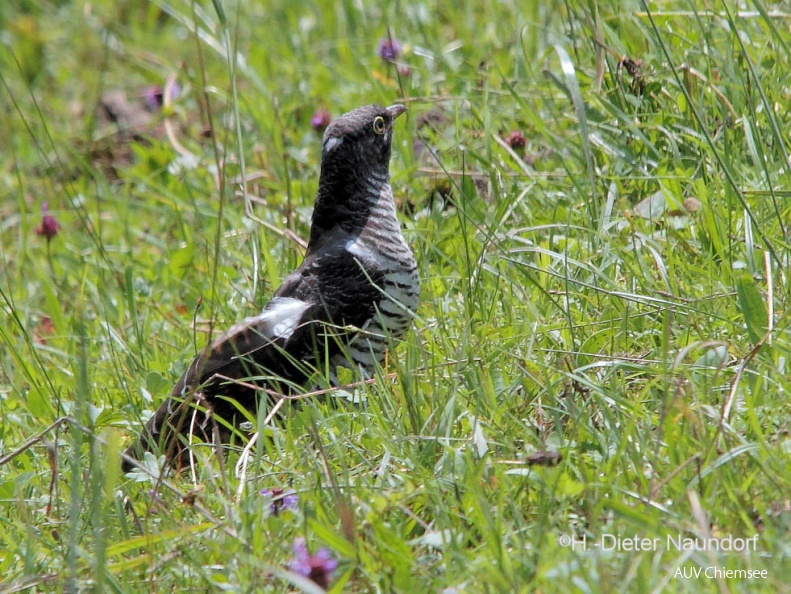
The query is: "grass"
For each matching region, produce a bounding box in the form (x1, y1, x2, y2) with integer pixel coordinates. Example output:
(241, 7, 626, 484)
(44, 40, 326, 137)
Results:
(1, 0, 790, 592)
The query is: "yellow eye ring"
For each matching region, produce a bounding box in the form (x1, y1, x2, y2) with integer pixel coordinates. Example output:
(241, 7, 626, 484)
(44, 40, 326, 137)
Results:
(372, 116, 386, 135)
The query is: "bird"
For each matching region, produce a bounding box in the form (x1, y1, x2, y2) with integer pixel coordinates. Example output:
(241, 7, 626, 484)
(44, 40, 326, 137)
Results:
(122, 103, 418, 472)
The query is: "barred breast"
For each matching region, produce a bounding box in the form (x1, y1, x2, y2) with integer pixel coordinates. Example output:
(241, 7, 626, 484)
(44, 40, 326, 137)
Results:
(339, 176, 419, 373)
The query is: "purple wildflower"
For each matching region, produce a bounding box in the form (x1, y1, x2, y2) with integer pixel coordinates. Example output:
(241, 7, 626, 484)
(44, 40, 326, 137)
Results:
(310, 108, 332, 134)
(377, 37, 401, 62)
(289, 538, 338, 590)
(505, 130, 526, 151)
(142, 81, 180, 111)
(260, 487, 298, 515)
(35, 202, 60, 241)
(142, 86, 164, 111)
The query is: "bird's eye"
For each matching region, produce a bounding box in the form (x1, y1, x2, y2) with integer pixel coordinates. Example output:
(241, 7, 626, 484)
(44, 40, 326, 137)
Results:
(372, 116, 386, 135)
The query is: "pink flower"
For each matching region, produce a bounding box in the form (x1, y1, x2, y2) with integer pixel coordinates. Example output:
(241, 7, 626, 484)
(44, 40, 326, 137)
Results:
(310, 109, 332, 133)
(505, 130, 526, 150)
(35, 202, 60, 241)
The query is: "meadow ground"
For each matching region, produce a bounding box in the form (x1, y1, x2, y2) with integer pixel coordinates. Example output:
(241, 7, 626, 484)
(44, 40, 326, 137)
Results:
(1, 0, 789, 592)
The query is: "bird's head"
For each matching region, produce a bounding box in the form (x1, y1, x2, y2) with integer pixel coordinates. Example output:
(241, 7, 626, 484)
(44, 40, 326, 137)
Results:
(309, 103, 407, 242)
(320, 103, 407, 172)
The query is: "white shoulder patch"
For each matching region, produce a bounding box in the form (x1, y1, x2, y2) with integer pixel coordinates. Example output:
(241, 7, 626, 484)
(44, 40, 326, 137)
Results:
(346, 237, 371, 260)
(258, 297, 311, 340)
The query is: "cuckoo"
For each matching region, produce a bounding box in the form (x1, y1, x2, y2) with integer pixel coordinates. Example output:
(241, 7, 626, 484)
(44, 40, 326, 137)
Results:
(122, 104, 418, 471)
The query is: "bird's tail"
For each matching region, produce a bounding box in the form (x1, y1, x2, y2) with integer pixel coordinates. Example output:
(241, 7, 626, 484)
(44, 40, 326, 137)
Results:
(121, 387, 208, 473)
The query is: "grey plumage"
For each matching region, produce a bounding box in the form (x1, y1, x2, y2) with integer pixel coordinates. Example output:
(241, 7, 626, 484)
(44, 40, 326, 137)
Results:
(122, 104, 418, 471)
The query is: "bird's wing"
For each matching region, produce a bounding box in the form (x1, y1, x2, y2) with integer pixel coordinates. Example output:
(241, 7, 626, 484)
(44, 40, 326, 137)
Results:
(169, 295, 315, 399)
(174, 243, 387, 397)
(122, 243, 387, 470)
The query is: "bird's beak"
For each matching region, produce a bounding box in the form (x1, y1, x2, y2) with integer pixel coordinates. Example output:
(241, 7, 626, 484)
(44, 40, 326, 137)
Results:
(387, 104, 408, 120)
